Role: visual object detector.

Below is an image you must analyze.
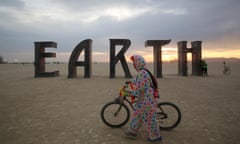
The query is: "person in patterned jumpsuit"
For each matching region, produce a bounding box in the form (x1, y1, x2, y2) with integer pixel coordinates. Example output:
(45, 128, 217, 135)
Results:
(124, 55, 162, 142)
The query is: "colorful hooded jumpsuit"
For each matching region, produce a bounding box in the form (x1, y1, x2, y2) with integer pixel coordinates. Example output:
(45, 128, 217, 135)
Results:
(127, 55, 161, 140)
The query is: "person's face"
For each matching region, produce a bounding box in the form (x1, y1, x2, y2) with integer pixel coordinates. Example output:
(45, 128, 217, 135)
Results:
(131, 56, 137, 71)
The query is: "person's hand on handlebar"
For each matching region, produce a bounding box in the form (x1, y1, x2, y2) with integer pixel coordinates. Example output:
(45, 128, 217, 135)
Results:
(125, 81, 131, 84)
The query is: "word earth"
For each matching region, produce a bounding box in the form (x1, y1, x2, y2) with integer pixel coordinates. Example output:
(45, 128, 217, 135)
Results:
(34, 39, 202, 78)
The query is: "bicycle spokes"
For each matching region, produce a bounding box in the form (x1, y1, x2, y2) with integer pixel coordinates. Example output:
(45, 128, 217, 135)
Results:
(156, 102, 181, 130)
(101, 102, 130, 128)
(114, 105, 122, 117)
(156, 112, 168, 119)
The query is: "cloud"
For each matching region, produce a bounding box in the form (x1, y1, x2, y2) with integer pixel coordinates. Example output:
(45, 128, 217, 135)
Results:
(101, 6, 152, 22)
(0, 0, 25, 9)
(0, 0, 240, 62)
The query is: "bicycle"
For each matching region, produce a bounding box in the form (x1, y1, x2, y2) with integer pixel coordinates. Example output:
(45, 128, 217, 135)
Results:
(100, 83, 181, 130)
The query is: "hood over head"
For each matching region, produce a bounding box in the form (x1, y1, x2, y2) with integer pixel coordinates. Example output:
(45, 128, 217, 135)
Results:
(130, 55, 146, 71)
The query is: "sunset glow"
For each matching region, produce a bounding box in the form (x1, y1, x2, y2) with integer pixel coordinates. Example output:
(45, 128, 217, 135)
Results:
(53, 47, 240, 63)
(127, 46, 240, 63)
(202, 49, 240, 59)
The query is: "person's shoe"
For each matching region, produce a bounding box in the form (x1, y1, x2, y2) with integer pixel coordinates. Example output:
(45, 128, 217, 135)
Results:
(148, 136, 163, 142)
(124, 131, 137, 139)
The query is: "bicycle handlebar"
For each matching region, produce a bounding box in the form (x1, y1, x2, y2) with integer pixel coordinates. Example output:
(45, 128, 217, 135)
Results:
(119, 86, 130, 97)
(119, 82, 136, 103)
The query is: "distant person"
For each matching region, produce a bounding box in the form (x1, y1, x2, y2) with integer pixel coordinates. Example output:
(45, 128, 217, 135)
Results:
(223, 61, 231, 76)
(200, 60, 208, 76)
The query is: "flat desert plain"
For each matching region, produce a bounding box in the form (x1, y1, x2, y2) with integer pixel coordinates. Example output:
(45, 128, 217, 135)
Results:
(0, 61, 240, 144)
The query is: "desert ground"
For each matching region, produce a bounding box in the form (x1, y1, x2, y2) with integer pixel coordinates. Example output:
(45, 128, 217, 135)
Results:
(0, 61, 240, 144)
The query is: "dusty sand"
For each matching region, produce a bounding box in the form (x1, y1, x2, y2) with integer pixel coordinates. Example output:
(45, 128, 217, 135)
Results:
(0, 61, 240, 144)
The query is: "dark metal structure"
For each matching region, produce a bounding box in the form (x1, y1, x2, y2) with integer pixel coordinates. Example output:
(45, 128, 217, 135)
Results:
(109, 39, 132, 78)
(34, 41, 59, 77)
(178, 41, 202, 76)
(68, 39, 92, 78)
(145, 40, 171, 78)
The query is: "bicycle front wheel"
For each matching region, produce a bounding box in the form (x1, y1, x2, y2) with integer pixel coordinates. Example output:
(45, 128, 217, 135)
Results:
(156, 102, 181, 130)
(100, 101, 130, 128)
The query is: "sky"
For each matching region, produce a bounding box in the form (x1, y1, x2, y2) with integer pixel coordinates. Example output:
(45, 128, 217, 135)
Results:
(0, 0, 240, 62)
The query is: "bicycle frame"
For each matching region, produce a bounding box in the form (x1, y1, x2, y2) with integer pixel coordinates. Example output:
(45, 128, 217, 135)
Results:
(114, 96, 136, 110)
(114, 91, 171, 123)
(117, 85, 169, 119)
(114, 84, 137, 110)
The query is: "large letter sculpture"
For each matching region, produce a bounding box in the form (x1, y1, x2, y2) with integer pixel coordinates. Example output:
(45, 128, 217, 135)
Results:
(178, 41, 202, 76)
(34, 41, 59, 77)
(109, 39, 132, 78)
(177, 41, 188, 76)
(145, 40, 171, 78)
(68, 39, 92, 78)
(191, 41, 202, 76)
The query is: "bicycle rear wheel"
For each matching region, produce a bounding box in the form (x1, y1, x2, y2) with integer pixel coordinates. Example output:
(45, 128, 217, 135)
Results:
(101, 101, 130, 128)
(156, 102, 181, 130)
